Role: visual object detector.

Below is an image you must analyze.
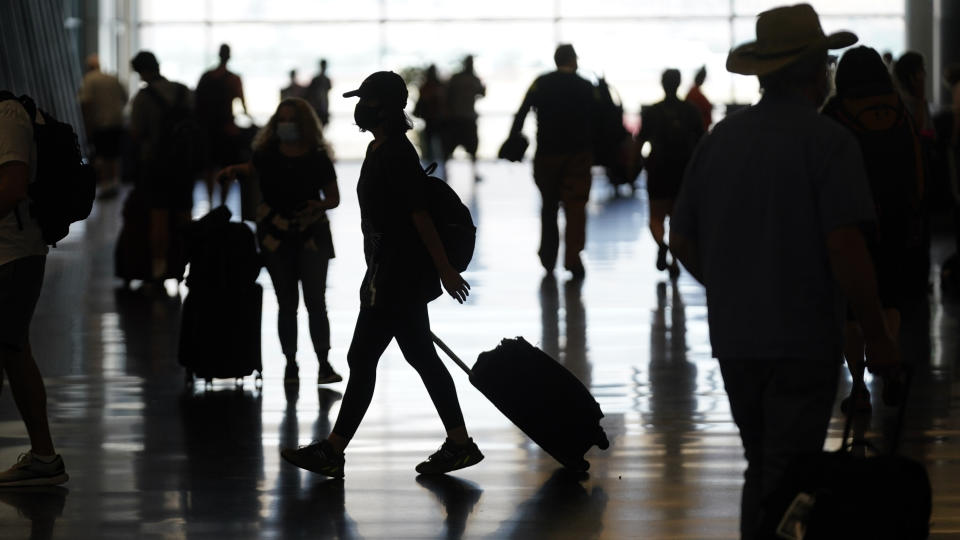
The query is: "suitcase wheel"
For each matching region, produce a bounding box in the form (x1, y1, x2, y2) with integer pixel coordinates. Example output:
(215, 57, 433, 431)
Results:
(235, 377, 244, 388)
(204, 378, 213, 388)
(254, 372, 263, 389)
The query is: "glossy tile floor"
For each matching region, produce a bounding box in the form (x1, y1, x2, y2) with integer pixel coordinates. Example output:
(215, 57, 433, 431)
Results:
(1, 160, 959, 539)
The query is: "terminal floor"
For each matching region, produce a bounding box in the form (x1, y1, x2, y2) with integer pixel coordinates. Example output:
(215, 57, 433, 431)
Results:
(0, 160, 958, 539)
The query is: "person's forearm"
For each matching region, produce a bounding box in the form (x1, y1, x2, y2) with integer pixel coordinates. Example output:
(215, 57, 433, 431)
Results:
(411, 211, 451, 271)
(827, 227, 887, 339)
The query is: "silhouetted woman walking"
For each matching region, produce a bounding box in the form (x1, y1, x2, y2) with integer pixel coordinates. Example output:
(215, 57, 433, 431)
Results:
(281, 71, 483, 478)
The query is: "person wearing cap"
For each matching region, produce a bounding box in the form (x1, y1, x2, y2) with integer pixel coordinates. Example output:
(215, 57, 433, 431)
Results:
(280, 71, 482, 478)
(509, 43, 600, 279)
(668, 5, 899, 538)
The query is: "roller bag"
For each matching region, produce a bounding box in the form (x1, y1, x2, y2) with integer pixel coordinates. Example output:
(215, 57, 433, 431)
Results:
(178, 206, 263, 385)
(433, 335, 609, 471)
(762, 368, 931, 540)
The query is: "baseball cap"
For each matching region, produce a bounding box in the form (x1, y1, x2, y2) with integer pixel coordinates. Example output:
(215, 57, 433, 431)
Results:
(342, 71, 408, 108)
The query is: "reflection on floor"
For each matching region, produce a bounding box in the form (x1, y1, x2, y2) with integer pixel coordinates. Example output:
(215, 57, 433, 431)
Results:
(0, 160, 958, 539)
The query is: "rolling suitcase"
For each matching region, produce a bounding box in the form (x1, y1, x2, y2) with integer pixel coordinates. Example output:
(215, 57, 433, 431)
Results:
(178, 206, 263, 386)
(433, 334, 609, 471)
(762, 367, 931, 539)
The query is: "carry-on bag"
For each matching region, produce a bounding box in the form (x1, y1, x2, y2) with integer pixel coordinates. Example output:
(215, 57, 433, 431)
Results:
(178, 206, 263, 386)
(762, 366, 931, 539)
(433, 334, 609, 471)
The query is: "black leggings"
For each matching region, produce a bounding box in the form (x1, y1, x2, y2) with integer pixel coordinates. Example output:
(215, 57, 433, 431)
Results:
(332, 304, 465, 441)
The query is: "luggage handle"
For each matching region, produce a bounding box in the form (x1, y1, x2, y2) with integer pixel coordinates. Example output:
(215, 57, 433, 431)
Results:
(431, 332, 473, 377)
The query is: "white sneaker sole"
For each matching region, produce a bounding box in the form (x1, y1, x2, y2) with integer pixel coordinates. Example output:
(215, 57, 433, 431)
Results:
(0, 473, 69, 487)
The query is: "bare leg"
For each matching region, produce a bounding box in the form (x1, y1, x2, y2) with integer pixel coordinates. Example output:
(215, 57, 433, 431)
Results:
(2, 342, 55, 456)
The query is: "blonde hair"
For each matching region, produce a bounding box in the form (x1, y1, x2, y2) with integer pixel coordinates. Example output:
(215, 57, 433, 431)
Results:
(253, 97, 332, 156)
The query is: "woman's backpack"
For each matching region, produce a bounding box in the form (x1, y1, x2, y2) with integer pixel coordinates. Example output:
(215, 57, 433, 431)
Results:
(424, 163, 476, 272)
(0, 92, 96, 246)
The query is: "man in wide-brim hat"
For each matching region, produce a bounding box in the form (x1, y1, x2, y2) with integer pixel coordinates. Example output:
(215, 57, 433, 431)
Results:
(669, 4, 899, 538)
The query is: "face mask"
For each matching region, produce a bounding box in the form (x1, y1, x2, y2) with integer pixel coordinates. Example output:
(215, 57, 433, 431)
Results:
(276, 121, 300, 143)
(354, 103, 382, 130)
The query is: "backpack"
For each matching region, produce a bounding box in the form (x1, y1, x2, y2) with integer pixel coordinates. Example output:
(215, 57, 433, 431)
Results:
(143, 84, 204, 178)
(829, 92, 923, 246)
(424, 163, 476, 272)
(655, 99, 701, 164)
(593, 77, 633, 185)
(0, 91, 96, 246)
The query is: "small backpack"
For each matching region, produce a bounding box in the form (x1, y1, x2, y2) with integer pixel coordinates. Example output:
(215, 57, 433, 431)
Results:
(143, 84, 205, 178)
(424, 163, 476, 272)
(0, 91, 96, 246)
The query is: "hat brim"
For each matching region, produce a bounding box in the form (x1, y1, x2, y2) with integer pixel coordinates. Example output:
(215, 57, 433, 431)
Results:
(726, 31, 857, 76)
(342, 89, 362, 98)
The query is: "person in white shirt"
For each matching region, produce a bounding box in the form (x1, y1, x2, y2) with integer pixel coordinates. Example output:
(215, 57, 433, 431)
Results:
(0, 92, 68, 487)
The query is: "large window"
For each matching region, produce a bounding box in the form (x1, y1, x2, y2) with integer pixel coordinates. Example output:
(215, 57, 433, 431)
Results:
(133, 0, 905, 158)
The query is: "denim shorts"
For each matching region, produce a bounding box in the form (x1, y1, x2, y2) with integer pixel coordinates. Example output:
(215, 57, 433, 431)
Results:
(0, 255, 45, 351)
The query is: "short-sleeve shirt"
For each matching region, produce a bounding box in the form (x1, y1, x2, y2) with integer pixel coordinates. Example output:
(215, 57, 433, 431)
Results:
(130, 77, 192, 164)
(515, 71, 598, 155)
(0, 100, 48, 266)
(356, 135, 439, 307)
(252, 145, 336, 215)
(671, 93, 876, 359)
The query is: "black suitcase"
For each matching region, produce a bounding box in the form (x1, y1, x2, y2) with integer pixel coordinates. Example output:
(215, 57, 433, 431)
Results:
(762, 367, 931, 539)
(433, 335, 609, 471)
(178, 206, 263, 386)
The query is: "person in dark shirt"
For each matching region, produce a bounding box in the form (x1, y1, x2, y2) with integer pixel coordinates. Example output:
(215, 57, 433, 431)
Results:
(280, 71, 482, 479)
(510, 44, 599, 279)
(821, 46, 923, 412)
(444, 55, 485, 182)
(218, 97, 342, 385)
(637, 69, 705, 278)
(307, 58, 332, 127)
(197, 43, 248, 205)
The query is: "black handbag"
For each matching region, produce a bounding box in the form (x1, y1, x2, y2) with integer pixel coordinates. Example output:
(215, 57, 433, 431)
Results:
(498, 132, 529, 162)
(762, 366, 931, 539)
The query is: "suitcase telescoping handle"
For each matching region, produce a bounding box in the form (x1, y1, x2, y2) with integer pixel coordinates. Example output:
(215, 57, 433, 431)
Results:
(431, 333, 473, 377)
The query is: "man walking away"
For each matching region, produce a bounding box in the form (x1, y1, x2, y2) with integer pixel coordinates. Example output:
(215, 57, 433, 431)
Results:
(668, 5, 899, 538)
(510, 44, 599, 279)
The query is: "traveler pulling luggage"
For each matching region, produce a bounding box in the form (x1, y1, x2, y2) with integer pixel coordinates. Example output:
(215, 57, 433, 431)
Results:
(178, 206, 263, 386)
(432, 334, 609, 472)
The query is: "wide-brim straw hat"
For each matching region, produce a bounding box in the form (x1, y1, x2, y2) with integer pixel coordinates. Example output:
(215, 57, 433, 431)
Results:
(727, 3, 857, 76)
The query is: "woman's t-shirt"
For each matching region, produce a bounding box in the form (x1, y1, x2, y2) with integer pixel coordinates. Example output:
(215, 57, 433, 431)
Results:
(252, 145, 336, 258)
(252, 145, 335, 215)
(356, 135, 439, 307)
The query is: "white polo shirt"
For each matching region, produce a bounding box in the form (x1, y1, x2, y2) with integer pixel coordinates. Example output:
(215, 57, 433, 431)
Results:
(0, 99, 49, 266)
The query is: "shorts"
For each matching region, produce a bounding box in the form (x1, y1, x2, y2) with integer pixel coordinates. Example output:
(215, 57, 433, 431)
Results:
(443, 118, 479, 156)
(645, 158, 687, 201)
(91, 126, 125, 159)
(0, 256, 45, 351)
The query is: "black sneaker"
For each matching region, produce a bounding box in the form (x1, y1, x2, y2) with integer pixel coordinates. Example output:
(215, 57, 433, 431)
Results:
(415, 438, 484, 475)
(656, 244, 668, 271)
(280, 440, 345, 479)
(317, 365, 343, 385)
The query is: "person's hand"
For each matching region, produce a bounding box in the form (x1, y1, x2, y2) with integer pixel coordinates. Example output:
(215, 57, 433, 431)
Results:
(440, 265, 470, 304)
(216, 166, 235, 186)
(864, 333, 899, 375)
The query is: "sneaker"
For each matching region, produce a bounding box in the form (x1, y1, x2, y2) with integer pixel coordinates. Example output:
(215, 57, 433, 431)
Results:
(656, 244, 668, 271)
(415, 438, 484, 475)
(281, 440, 345, 479)
(564, 256, 586, 280)
(0, 454, 69, 487)
(284, 361, 299, 383)
(317, 366, 343, 385)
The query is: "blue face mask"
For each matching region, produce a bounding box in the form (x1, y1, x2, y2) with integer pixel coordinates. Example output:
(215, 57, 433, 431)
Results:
(276, 121, 300, 143)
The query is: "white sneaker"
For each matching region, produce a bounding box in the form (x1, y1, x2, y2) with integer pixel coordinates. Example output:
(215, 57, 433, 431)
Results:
(0, 453, 69, 487)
